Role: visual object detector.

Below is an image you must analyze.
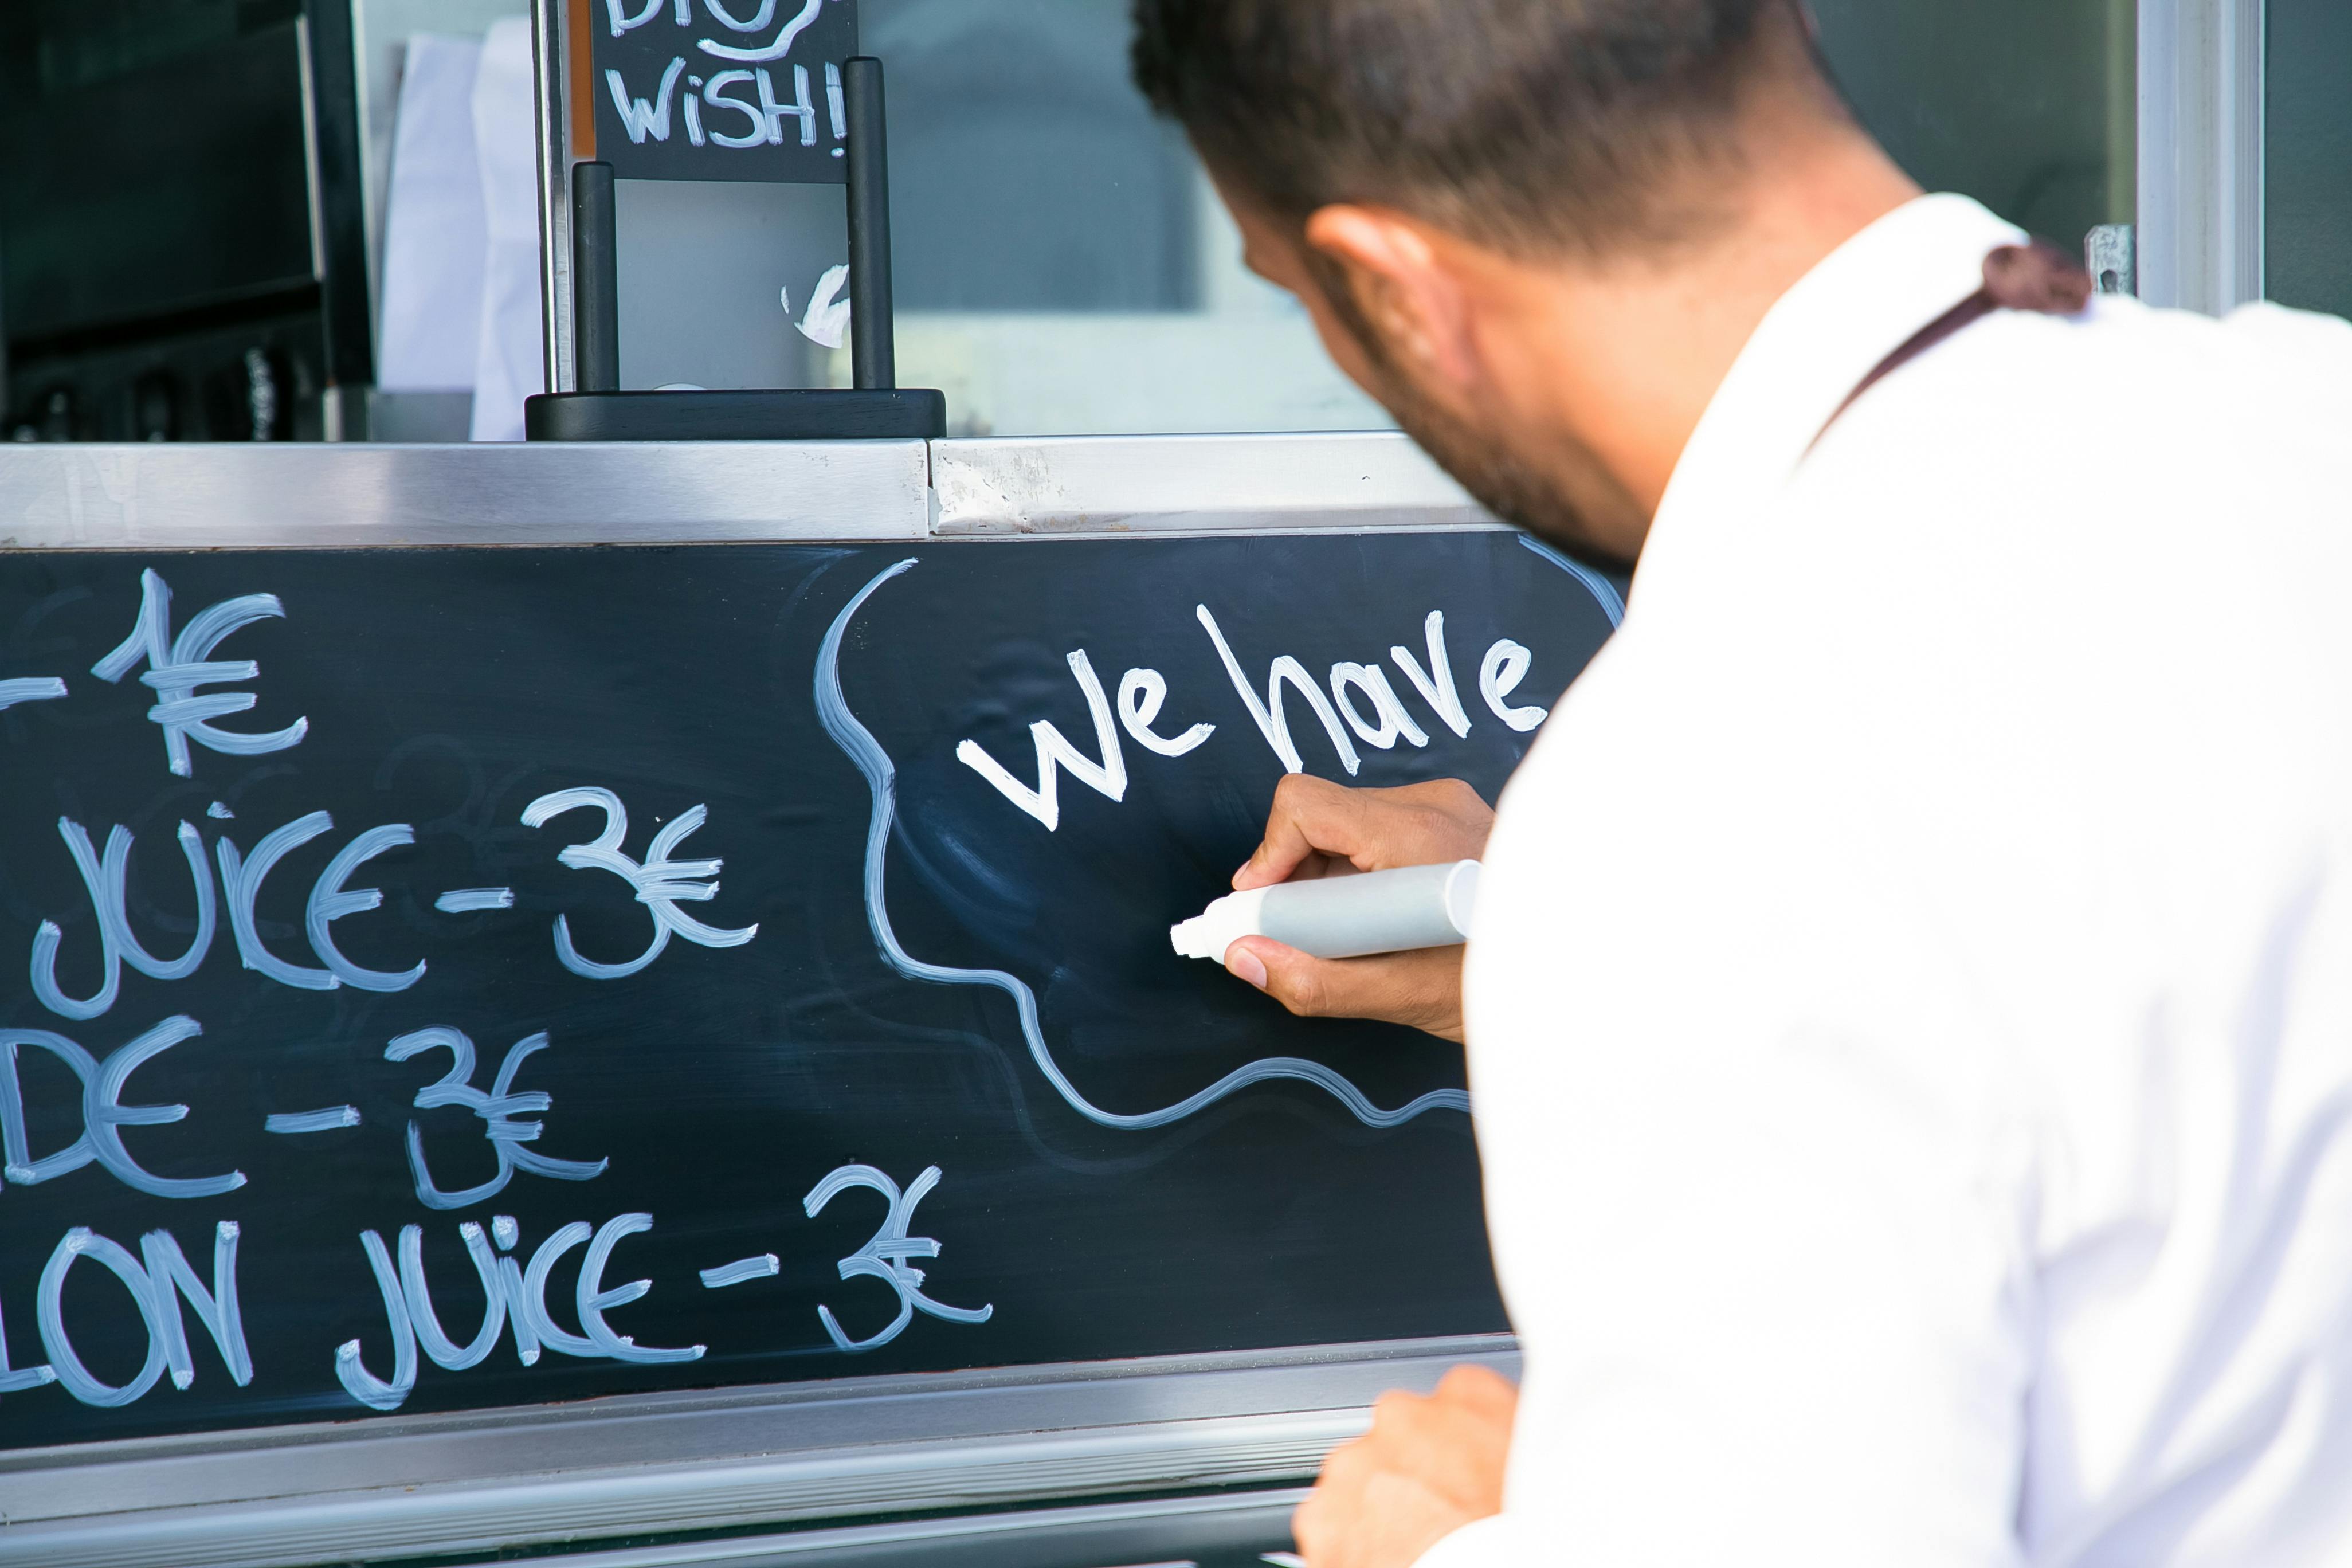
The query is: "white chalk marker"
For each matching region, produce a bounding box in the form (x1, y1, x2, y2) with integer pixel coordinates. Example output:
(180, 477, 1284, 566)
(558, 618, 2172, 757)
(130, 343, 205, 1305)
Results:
(1171, 860, 1480, 962)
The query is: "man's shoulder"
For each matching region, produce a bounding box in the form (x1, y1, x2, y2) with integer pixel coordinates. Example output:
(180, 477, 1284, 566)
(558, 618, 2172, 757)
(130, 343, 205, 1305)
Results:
(1817, 292, 2352, 500)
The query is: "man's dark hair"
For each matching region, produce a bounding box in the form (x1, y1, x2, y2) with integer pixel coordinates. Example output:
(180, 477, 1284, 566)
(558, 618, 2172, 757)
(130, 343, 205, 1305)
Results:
(1132, 0, 1841, 257)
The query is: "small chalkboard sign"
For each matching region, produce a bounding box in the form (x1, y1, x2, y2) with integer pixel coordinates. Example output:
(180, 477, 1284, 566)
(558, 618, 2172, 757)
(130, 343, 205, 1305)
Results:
(592, 0, 859, 183)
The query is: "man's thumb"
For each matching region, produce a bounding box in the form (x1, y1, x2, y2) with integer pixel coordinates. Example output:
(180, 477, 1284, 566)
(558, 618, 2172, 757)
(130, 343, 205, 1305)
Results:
(1225, 937, 1330, 1017)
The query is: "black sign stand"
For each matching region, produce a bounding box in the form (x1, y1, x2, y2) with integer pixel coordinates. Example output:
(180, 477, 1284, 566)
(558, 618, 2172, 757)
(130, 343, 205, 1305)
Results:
(844, 56, 895, 394)
(526, 56, 946, 442)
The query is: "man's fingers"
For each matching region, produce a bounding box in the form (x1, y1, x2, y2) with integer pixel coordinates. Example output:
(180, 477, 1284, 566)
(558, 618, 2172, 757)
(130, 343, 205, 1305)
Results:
(1292, 1434, 1367, 1564)
(1236, 774, 1375, 890)
(1228, 937, 1336, 1018)
(1292, 1379, 1514, 1568)
(1234, 775, 1496, 891)
(1436, 1363, 1519, 1418)
(1366, 1386, 1514, 1511)
(1226, 938, 1466, 1042)
(1291, 1484, 1337, 1565)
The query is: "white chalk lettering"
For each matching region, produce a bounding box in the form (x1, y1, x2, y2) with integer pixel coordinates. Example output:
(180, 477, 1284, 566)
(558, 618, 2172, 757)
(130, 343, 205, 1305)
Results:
(519, 1222, 601, 1359)
(1196, 605, 1361, 777)
(577, 1213, 705, 1363)
(700, 1253, 779, 1288)
(1479, 639, 1549, 732)
(31, 817, 215, 1021)
(757, 64, 816, 146)
(696, 0, 821, 62)
(334, 1230, 416, 1410)
(338, 1212, 696, 1410)
(38, 1228, 167, 1408)
(805, 1164, 992, 1354)
(140, 1222, 253, 1389)
(90, 569, 308, 778)
(606, 57, 688, 144)
(795, 262, 852, 347)
(702, 69, 766, 147)
(399, 1221, 504, 1372)
(1389, 611, 1472, 739)
(265, 1106, 360, 1135)
(0, 1018, 243, 1198)
(1329, 662, 1429, 751)
(1116, 668, 1216, 758)
(957, 650, 1128, 831)
(0, 1030, 97, 1186)
(216, 812, 338, 992)
(606, 0, 664, 35)
(89, 1017, 245, 1199)
(703, 0, 777, 28)
(387, 1028, 608, 1210)
(0, 677, 67, 711)
(307, 824, 426, 993)
(522, 788, 758, 979)
(36, 810, 421, 1014)
(0, 1273, 55, 1394)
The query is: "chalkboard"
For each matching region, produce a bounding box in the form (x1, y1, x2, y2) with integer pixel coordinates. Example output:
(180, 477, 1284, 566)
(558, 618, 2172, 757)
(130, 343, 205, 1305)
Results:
(0, 533, 1619, 1451)
(593, 0, 860, 183)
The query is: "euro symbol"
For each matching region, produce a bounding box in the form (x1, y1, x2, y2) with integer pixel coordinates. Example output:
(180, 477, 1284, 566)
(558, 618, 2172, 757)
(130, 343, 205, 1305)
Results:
(522, 787, 758, 981)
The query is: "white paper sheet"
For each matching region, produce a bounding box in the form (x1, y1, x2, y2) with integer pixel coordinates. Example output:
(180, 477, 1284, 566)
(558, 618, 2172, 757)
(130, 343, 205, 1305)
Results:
(377, 33, 487, 392)
(469, 15, 546, 441)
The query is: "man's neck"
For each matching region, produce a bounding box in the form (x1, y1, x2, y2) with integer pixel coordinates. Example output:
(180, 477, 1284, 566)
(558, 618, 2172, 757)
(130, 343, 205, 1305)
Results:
(1468, 132, 1923, 555)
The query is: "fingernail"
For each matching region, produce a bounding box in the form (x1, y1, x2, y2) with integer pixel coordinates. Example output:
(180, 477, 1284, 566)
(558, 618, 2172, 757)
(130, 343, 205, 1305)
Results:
(1226, 946, 1269, 990)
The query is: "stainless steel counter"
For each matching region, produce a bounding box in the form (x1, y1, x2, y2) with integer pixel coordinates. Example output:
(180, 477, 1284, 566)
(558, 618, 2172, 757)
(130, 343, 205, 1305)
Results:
(0, 432, 1494, 550)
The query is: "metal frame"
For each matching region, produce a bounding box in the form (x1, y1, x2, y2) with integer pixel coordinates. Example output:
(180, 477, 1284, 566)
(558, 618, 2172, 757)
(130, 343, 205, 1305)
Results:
(0, 440, 931, 548)
(932, 433, 1493, 536)
(509, 1489, 1311, 1568)
(2138, 0, 2267, 313)
(0, 433, 1492, 548)
(532, 0, 577, 397)
(0, 1336, 1511, 1568)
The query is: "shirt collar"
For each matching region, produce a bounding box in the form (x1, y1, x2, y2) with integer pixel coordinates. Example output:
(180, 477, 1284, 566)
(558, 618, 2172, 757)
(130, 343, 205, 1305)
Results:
(1635, 194, 2026, 588)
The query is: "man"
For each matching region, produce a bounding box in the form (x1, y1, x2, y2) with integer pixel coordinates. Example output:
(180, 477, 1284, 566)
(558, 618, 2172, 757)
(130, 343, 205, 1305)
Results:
(1132, 3, 2352, 1566)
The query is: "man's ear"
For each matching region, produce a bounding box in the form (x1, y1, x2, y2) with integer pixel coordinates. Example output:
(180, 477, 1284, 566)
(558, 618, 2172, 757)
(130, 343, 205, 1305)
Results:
(1302, 205, 1480, 390)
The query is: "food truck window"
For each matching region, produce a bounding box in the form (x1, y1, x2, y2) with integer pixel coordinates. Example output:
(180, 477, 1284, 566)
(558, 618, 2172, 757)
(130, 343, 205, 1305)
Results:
(2265, 0, 2352, 320)
(1810, 0, 2136, 262)
(0, 0, 2151, 443)
(837, 0, 1397, 437)
(817, 0, 2142, 440)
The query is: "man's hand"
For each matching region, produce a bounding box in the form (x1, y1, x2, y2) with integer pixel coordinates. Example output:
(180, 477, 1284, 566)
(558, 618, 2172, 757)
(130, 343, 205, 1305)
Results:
(1293, 1365, 1518, 1568)
(1223, 776, 1494, 1041)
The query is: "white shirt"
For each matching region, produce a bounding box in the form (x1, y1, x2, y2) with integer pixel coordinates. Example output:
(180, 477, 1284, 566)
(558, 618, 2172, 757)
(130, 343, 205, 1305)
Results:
(1434, 194, 2352, 1566)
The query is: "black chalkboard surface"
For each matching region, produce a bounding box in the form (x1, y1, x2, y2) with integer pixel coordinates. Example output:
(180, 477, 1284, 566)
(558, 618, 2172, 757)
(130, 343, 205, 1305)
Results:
(0, 533, 1618, 1451)
(593, 0, 860, 183)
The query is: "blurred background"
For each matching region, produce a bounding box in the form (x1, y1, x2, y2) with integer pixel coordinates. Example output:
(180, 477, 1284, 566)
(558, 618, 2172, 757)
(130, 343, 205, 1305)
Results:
(0, 0, 2339, 442)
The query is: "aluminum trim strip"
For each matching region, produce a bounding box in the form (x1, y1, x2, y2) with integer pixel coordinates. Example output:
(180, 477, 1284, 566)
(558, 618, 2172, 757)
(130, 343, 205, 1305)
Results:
(0, 1338, 1514, 1568)
(0, 435, 1504, 550)
(2137, 0, 2267, 314)
(0, 443, 931, 548)
(490, 1489, 1310, 1568)
(1, 1416, 1343, 1568)
(930, 433, 1493, 535)
(532, 0, 574, 394)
